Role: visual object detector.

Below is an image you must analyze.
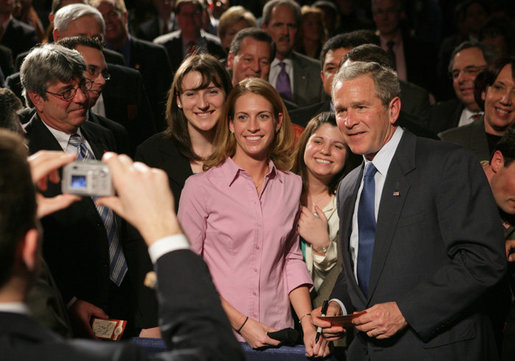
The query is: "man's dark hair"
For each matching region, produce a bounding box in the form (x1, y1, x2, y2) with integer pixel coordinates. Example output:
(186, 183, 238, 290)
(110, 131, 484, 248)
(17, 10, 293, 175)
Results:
(493, 125, 515, 166)
(0, 89, 23, 133)
(448, 40, 497, 74)
(0, 130, 37, 287)
(455, 0, 490, 23)
(262, 0, 301, 26)
(474, 56, 515, 110)
(229, 28, 275, 61)
(343, 44, 393, 70)
(57, 36, 104, 51)
(320, 30, 379, 65)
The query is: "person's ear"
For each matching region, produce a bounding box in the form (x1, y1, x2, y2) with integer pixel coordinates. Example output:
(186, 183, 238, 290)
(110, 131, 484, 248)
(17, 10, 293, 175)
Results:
(388, 96, 401, 124)
(227, 51, 234, 68)
(490, 150, 504, 174)
(21, 229, 39, 272)
(29, 92, 44, 111)
(275, 112, 283, 132)
(53, 28, 60, 41)
(176, 95, 182, 109)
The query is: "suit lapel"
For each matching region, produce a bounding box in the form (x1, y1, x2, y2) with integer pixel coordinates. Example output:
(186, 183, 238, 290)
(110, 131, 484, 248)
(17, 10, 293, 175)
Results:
(368, 132, 416, 299)
(81, 123, 107, 160)
(291, 52, 307, 104)
(25, 114, 63, 154)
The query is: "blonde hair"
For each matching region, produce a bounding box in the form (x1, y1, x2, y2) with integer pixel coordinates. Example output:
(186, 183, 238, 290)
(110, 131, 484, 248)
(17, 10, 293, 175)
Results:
(204, 78, 293, 171)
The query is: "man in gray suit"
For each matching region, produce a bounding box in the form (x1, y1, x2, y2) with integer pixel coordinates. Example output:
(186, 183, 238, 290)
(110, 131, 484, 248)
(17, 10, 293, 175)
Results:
(312, 61, 506, 360)
(262, 0, 324, 108)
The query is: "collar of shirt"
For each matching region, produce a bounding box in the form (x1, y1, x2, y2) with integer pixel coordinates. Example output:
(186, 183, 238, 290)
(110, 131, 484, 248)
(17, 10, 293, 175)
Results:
(181, 31, 208, 55)
(0, 302, 30, 315)
(364, 126, 404, 179)
(222, 157, 282, 188)
(458, 107, 483, 127)
(269, 58, 293, 88)
(40, 118, 94, 156)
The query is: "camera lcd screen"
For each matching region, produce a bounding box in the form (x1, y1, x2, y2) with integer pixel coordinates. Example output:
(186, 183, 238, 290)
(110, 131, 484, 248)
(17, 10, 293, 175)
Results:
(71, 175, 87, 189)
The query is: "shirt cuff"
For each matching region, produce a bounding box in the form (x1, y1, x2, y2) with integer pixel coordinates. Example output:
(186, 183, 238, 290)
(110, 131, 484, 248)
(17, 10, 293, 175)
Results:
(329, 298, 348, 315)
(148, 234, 190, 263)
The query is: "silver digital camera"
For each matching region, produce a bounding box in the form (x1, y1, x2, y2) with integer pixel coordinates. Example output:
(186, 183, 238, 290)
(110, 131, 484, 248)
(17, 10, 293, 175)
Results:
(62, 160, 114, 197)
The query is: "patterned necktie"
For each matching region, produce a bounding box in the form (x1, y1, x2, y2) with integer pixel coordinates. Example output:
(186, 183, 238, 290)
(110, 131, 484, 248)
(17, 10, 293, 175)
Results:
(357, 162, 378, 297)
(387, 41, 396, 71)
(68, 134, 128, 286)
(276, 62, 293, 101)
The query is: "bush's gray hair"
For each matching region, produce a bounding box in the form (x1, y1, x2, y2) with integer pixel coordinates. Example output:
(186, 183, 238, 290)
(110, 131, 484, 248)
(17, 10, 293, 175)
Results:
(332, 61, 401, 108)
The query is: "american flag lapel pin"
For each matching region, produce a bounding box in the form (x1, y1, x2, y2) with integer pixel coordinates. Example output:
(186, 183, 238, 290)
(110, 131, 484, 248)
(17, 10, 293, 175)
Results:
(393, 191, 400, 197)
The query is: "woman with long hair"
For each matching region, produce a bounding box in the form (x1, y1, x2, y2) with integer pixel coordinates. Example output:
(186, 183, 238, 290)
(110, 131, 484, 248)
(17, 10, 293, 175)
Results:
(178, 78, 327, 356)
(135, 54, 232, 209)
(292, 112, 352, 308)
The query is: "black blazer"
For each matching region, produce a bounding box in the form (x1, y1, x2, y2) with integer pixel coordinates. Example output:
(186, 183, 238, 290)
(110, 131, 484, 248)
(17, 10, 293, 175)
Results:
(128, 37, 173, 130)
(429, 97, 464, 134)
(153, 30, 225, 73)
(331, 131, 506, 360)
(24, 115, 122, 306)
(438, 116, 490, 161)
(0, 44, 14, 77)
(0, 250, 244, 361)
(135, 132, 193, 212)
(0, 18, 37, 60)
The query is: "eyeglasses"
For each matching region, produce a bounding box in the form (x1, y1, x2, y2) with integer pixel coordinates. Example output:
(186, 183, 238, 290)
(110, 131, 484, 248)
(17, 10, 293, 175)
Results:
(46, 79, 93, 102)
(85, 66, 111, 81)
(451, 65, 486, 79)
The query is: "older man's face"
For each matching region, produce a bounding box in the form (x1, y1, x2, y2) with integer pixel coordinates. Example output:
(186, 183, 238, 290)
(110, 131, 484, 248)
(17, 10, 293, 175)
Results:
(451, 47, 487, 110)
(32, 77, 89, 134)
(263, 4, 297, 60)
(228, 37, 271, 85)
(96, 1, 128, 46)
(333, 74, 398, 160)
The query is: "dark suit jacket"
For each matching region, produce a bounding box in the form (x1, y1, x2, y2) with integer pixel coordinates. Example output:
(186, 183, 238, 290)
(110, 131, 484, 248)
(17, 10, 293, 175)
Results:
(289, 100, 437, 139)
(128, 37, 172, 130)
(153, 30, 225, 73)
(289, 51, 324, 107)
(331, 130, 506, 360)
(0, 44, 14, 77)
(88, 111, 131, 156)
(136, 17, 161, 42)
(0, 18, 37, 60)
(399, 79, 430, 127)
(429, 97, 465, 134)
(0, 250, 244, 361)
(23, 115, 138, 314)
(402, 31, 437, 94)
(438, 117, 490, 161)
(135, 132, 193, 212)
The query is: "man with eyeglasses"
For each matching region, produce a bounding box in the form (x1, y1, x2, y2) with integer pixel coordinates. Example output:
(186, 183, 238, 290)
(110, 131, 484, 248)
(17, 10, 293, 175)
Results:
(430, 41, 495, 134)
(57, 36, 131, 156)
(21, 43, 144, 340)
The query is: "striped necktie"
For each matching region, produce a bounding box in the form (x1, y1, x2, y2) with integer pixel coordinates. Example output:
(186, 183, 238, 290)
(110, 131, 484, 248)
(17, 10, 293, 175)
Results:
(68, 134, 128, 286)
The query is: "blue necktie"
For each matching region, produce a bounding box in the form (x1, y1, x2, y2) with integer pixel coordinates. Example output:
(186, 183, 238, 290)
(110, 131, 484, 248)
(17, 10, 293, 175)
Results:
(357, 162, 377, 297)
(276, 62, 292, 101)
(68, 134, 128, 286)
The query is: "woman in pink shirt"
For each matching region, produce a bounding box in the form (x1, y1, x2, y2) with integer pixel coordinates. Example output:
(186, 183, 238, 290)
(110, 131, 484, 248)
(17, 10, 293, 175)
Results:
(178, 78, 325, 356)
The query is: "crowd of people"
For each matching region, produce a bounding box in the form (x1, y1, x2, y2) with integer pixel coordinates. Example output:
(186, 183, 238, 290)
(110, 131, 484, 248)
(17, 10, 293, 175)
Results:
(0, 0, 514, 360)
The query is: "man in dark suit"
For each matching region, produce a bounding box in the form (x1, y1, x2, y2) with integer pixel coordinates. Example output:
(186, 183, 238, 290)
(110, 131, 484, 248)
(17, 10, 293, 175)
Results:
(0, 0, 37, 60)
(430, 42, 495, 134)
(154, 0, 225, 73)
(262, 0, 324, 108)
(312, 61, 506, 359)
(91, 0, 173, 130)
(371, 0, 437, 94)
(137, 0, 178, 41)
(20, 43, 147, 338)
(0, 130, 244, 361)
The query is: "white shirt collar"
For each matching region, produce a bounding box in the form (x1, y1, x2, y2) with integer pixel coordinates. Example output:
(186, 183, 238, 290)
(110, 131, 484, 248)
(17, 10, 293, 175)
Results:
(0, 302, 30, 315)
(363, 126, 404, 177)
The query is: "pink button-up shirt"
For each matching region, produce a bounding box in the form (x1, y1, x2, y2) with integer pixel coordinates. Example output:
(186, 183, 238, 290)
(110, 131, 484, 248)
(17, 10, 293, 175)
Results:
(178, 157, 312, 339)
